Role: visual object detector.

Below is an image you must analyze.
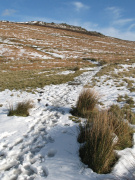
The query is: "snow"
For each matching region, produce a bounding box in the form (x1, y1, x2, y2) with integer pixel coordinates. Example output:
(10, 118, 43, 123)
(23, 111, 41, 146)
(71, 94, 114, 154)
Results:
(120, 63, 135, 68)
(56, 70, 75, 75)
(84, 59, 99, 65)
(0, 64, 135, 179)
(45, 52, 65, 59)
(28, 52, 51, 59)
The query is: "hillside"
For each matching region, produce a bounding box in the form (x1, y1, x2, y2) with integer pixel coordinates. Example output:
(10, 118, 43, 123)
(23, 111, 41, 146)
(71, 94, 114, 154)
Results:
(0, 21, 135, 67)
(0, 21, 135, 91)
(0, 21, 135, 180)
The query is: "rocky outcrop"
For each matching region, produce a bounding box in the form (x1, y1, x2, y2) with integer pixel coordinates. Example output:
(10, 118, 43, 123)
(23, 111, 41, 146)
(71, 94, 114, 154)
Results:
(23, 21, 104, 37)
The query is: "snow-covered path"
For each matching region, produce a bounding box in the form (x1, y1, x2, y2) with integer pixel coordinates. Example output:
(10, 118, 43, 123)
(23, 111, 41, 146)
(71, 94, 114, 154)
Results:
(0, 65, 135, 180)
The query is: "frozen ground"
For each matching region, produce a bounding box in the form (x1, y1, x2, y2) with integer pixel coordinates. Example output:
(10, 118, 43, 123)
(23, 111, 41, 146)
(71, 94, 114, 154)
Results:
(0, 64, 135, 180)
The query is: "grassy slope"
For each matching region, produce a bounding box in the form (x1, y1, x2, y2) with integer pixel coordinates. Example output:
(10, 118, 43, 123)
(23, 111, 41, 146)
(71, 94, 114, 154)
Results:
(0, 21, 135, 91)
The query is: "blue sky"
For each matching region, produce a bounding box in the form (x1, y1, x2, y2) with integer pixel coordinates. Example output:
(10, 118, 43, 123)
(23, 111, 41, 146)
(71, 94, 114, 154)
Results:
(0, 0, 135, 41)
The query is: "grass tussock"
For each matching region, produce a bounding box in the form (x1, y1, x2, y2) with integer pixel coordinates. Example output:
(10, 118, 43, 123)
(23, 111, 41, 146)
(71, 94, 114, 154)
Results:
(8, 100, 34, 117)
(72, 90, 134, 174)
(126, 97, 134, 107)
(123, 78, 134, 89)
(72, 66, 80, 71)
(122, 104, 135, 124)
(108, 105, 133, 150)
(79, 111, 117, 174)
(117, 94, 135, 108)
(72, 89, 99, 117)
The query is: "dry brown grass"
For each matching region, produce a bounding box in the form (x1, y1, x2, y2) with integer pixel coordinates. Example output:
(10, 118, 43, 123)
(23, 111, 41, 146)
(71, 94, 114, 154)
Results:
(72, 89, 134, 174)
(108, 105, 133, 150)
(8, 100, 34, 117)
(79, 111, 116, 174)
(78, 107, 134, 174)
(0, 21, 135, 90)
(0, 21, 135, 68)
(71, 89, 99, 117)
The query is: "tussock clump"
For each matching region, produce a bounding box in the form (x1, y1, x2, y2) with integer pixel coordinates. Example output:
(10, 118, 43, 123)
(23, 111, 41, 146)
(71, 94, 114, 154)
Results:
(129, 87, 135, 92)
(122, 104, 135, 124)
(117, 94, 124, 102)
(8, 100, 34, 117)
(74, 89, 99, 117)
(108, 104, 133, 150)
(126, 97, 134, 107)
(79, 111, 117, 174)
(73, 66, 80, 71)
(73, 90, 134, 174)
(116, 94, 135, 108)
(123, 78, 134, 89)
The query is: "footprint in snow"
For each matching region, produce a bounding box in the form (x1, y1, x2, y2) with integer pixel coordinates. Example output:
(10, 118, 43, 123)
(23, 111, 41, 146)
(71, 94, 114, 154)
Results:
(0, 151, 6, 160)
(23, 164, 37, 176)
(42, 165, 49, 177)
(52, 119, 58, 124)
(62, 129, 67, 133)
(47, 148, 57, 158)
(46, 135, 55, 143)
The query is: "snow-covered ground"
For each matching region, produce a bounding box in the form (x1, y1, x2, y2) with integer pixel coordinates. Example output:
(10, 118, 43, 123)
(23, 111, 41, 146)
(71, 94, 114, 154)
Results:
(0, 64, 135, 180)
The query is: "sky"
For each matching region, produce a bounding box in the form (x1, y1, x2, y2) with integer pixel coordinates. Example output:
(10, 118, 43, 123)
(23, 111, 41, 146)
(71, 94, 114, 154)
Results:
(0, 0, 135, 41)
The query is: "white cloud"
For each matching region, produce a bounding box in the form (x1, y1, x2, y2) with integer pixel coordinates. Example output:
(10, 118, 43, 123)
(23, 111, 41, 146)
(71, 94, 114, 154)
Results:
(128, 23, 135, 31)
(106, 7, 122, 19)
(103, 6, 135, 40)
(73, 2, 90, 12)
(113, 18, 134, 26)
(95, 26, 135, 41)
(70, 18, 135, 41)
(2, 9, 16, 16)
(106, 7, 134, 27)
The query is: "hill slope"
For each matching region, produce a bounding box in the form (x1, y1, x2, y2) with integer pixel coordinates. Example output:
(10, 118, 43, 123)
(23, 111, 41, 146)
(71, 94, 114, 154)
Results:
(0, 21, 135, 68)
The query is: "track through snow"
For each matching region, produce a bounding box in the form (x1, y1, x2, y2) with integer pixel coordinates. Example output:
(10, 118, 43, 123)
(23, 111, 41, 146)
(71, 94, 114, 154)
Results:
(0, 65, 135, 180)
